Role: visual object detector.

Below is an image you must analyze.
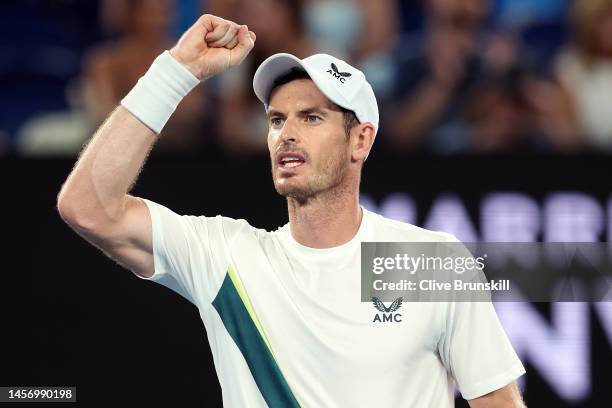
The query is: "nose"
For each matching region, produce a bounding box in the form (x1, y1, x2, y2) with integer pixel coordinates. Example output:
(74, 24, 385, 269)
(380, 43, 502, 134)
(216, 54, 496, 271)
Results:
(279, 117, 298, 144)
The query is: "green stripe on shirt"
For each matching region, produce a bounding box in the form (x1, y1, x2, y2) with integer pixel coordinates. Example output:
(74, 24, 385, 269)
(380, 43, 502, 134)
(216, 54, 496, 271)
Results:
(212, 266, 301, 408)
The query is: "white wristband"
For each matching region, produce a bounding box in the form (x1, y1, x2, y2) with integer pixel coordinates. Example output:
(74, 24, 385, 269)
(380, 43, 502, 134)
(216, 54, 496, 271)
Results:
(121, 50, 200, 134)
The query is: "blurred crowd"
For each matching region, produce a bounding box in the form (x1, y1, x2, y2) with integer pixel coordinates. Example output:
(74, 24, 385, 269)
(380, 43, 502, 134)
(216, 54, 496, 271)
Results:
(2, 0, 612, 157)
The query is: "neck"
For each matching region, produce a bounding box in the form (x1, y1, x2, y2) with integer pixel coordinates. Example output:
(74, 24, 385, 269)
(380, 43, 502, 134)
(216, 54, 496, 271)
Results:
(286, 183, 363, 249)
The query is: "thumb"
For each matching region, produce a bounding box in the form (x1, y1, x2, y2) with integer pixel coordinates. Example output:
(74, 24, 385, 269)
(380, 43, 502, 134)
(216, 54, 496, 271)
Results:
(231, 25, 255, 66)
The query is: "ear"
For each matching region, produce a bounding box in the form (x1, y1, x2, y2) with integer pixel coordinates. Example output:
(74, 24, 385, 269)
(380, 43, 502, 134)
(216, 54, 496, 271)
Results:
(350, 122, 375, 163)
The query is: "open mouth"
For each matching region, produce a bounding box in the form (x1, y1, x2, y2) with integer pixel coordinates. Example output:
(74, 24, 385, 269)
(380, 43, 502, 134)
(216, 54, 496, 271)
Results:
(277, 152, 306, 170)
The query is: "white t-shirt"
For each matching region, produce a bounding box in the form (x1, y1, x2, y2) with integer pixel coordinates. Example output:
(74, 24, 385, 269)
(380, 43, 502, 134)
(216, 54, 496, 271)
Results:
(136, 198, 525, 408)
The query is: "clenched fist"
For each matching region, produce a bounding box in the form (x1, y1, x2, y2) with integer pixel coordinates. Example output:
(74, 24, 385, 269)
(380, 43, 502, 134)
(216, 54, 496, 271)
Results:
(170, 14, 256, 81)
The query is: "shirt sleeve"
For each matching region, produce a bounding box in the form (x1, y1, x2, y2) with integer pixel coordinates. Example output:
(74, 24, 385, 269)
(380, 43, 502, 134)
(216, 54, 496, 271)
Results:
(437, 300, 526, 400)
(436, 236, 526, 400)
(132, 198, 252, 308)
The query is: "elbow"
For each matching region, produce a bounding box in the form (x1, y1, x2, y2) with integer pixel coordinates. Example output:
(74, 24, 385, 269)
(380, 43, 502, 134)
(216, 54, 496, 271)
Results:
(56, 188, 72, 224)
(57, 189, 125, 234)
(56, 196, 78, 230)
(56, 191, 98, 233)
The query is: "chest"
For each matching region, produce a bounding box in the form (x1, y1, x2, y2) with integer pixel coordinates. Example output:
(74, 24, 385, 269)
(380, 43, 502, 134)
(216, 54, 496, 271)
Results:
(227, 236, 443, 375)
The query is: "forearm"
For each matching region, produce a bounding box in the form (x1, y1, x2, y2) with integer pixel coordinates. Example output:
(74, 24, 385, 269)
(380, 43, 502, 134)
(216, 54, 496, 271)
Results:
(58, 45, 205, 228)
(57, 106, 156, 228)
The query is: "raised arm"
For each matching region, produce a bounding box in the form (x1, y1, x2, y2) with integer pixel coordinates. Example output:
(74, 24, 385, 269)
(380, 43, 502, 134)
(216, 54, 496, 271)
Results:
(56, 14, 255, 278)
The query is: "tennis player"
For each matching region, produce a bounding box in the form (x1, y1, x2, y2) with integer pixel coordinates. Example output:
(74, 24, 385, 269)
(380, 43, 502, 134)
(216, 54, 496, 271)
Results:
(58, 14, 526, 407)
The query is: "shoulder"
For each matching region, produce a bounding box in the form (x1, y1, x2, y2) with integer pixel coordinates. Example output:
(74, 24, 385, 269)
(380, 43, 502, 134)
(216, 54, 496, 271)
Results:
(194, 214, 270, 240)
(143, 198, 266, 241)
(364, 208, 459, 243)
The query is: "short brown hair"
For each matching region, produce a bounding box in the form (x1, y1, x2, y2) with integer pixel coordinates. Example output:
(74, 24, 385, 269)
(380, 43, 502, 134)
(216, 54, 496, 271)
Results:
(269, 68, 360, 137)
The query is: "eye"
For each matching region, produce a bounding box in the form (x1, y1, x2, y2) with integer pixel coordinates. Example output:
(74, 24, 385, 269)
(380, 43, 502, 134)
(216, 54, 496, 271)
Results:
(306, 115, 321, 124)
(270, 117, 284, 127)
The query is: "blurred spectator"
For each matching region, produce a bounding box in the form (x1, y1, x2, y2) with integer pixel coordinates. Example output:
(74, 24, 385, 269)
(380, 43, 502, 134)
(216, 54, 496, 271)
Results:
(492, 0, 569, 66)
(8, 0, 600, 156)
(550, 0, 612, 151)
(387, 0, 504, 153)
(0, 1, 102, 154)
(384, 0, 575, 154)
(462, 72, 549, 153)
(16, 78, 96, 156)
(17, 0, 213, 156)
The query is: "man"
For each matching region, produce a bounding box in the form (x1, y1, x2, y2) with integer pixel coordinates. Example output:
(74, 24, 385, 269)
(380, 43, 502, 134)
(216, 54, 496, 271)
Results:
(57, 14, 526, 407)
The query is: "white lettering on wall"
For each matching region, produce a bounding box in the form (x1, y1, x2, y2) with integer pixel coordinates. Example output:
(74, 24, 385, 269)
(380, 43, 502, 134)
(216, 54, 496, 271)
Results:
(494, 299, 590, 402)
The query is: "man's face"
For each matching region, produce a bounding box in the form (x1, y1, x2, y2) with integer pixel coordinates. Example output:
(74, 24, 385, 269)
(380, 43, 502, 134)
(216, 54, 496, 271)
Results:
(267, 79, 352, 201)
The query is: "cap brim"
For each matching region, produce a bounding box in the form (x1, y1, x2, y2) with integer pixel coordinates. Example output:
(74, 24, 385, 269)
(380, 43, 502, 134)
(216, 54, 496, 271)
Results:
(253, 53, 306, 106)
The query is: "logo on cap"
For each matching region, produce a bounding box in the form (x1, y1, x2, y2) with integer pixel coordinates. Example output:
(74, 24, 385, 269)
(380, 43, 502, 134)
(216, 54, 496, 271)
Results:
(326, 62, 352, 83)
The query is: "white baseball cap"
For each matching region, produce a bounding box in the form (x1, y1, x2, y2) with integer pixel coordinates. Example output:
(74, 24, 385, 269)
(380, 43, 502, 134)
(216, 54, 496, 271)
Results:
(253, 53, 379, 136)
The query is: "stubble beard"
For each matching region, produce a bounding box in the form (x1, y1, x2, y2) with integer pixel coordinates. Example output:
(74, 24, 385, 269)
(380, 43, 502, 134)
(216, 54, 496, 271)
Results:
(272, 152, 350, 204)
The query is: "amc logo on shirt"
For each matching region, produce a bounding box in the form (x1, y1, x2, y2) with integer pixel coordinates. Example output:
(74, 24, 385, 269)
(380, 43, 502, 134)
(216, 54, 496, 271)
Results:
(372, 297, 403, 323)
